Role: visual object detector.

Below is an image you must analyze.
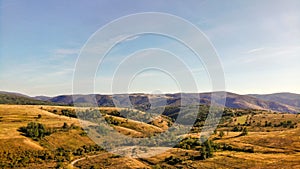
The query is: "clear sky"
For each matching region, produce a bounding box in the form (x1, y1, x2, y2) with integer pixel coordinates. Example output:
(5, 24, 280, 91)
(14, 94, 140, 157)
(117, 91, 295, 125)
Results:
(0, 0, 300, 96)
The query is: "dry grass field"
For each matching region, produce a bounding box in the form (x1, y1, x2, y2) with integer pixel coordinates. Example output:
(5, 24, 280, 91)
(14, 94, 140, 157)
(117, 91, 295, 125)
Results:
(1, 104, 300, 168)
(0, 105, 80, 151)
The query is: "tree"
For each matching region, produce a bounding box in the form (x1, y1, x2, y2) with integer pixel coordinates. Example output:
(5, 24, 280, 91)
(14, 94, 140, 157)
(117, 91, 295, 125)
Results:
(240, 127, 248, 136)
(199, 140, 214, 160)
(62, 122, 69, 129)
(55, 162, 63, 169)
(200, 146, 207, 160)
(19, 122, 50, 140)
(213, 130, 217, 135)
(219, 130, 225, 138)
(232, 126, 240, 132)
(37, 114, 42, 119)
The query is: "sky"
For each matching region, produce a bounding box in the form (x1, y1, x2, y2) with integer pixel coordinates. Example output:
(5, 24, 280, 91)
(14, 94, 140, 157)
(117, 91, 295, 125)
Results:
(0, 0, 300, 96)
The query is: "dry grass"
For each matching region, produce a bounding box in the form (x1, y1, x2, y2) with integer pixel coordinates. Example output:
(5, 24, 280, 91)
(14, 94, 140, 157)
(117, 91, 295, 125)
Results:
(150, 116, 171, 130)
(248, 113, 300, 126)
(190, 151, 300, 169)
(1, 104, 300, 168)
(234, 115, 248, 125)
(113, 126, 144, 137)
(0, 105, 81, 152)
(104, 115, 164, 135)
(39, 130, 94, 150)
(74, 152, 150, 169)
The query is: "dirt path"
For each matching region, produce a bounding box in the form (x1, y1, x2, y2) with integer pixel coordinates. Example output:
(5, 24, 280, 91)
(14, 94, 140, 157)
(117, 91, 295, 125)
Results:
(70, 154, 103, 167)
(23, 138, 44, 150)
(69, 146, 171, 168)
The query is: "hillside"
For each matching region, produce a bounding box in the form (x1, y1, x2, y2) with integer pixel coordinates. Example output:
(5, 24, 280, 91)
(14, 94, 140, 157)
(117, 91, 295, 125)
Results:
(0, 91, 30, 98)
(0, 92, 60, 106)
(0, 105, 173, 168)
(249, 92, 300, 109)
(1, 104, 300, 168)
(204, 92, 300, 113)
(38, 92, 300, 113)
(1, 91, 299, 113)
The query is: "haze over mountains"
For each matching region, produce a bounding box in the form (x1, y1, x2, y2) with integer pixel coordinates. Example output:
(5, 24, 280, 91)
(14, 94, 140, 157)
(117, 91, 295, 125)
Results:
(0, 91, 299, 114)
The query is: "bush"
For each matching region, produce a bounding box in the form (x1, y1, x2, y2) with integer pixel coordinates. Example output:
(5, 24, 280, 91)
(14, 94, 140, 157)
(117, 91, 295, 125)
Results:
(274, 120, 296, 128)
(37, 114, 42, 119)
(61, 109, 77, 118)
(62, 122, 69, 130)
(232, 126, 240, 132)
(219, 130, 225, 138)
(199, 140, 214, 160)
(240, 127, 248, 136)
(176, 137, 201, 149)
(19, 122, 52, 140)
(165, 156, 182, 165)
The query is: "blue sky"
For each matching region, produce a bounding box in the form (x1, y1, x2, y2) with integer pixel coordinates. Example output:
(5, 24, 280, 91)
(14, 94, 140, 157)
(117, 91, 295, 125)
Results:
(0, 0, 300, 96)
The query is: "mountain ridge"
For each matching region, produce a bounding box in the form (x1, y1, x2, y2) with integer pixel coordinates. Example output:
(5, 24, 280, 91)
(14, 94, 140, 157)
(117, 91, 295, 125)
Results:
(1, 91, 299, 113)
(248, 93, 300, 109)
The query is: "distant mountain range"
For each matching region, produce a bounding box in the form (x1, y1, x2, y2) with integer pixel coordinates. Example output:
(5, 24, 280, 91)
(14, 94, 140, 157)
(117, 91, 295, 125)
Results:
(0, 91, 59, 105)
(248, 93, 300, 109)
(1, 91, 300, 114)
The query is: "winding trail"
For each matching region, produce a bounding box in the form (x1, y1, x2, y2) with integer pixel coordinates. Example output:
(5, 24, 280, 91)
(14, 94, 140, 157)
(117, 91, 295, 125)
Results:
(70, 154, 103, 167)
(69, 146, 171, 168)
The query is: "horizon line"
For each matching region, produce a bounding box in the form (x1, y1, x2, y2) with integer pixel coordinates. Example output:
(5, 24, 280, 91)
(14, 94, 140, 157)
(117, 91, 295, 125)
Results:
(1, 90, 299, 98)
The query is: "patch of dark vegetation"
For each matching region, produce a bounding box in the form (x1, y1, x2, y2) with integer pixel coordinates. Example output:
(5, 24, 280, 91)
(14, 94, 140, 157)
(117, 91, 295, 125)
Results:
(61, 109, 77, 118)
(175, 137, 201, 150)
(164, 156, 182, 165)
(175, 137, 218, 160)
(219, 143, 255, 153)
(18, 122, 53, 140)
(199, 139, 215, 160)
(41, 108, 77, 118)
(273, 120, 297, 128)
(18, 122, 81, 140)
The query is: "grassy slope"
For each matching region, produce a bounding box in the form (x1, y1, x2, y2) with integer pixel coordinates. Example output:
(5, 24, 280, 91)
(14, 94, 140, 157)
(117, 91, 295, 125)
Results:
(0, 105, 82, 152)
(0, 94, 60, 105)
(0, 105, 171, 168)
(1, 104, 300, 168)
(74, 110, 300, 169)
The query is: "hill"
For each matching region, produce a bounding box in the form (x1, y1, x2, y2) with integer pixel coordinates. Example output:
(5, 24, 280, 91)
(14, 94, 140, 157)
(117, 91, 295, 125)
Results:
(1, 104, 300, 168)
(41, 92, 300, 113)
(205, 92, 300, 113)
(249, 92, 300, 109)
(1, 91, 299, 113)
(0, 91, 30, 98)
(0, 92, 60, 105)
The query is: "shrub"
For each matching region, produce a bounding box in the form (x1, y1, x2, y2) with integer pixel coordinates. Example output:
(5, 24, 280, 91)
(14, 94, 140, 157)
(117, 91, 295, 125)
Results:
(199, 140, 214, 160)
(240, 127, 248, 136)
(176, 137, 201, 149)
(19, 122, 52, 140)
(232, 126, 240, 132)
(62, 122, 69, 129)
(37, 114, 42, 119)
(219, 130, 225, 138)
(165, 156, 182, 165)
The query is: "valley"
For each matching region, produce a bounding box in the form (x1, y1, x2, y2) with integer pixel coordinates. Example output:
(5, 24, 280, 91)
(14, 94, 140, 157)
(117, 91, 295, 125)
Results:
(0, 103, 300, 168)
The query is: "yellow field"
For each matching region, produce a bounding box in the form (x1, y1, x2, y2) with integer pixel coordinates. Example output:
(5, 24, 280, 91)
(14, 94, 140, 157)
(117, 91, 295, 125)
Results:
(0, 105, 80, 151)
(234, 115, 248, 125)
(1, 104, 300, 168)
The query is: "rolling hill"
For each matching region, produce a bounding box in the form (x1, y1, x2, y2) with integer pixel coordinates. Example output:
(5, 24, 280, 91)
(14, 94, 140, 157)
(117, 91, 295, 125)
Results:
(249, 93, 300, 109)
(0, 91, 62, 105)
(1, 104, 300, 168)
(40, 92, 300, 113)
(1, 91, 299, 113)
